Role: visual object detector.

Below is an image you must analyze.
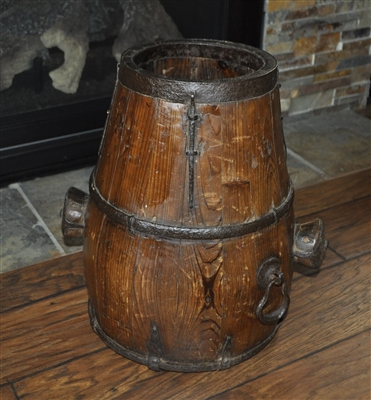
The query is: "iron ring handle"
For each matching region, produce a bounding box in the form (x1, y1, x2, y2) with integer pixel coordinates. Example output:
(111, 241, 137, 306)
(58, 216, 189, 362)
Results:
(255, 257, 290, 325)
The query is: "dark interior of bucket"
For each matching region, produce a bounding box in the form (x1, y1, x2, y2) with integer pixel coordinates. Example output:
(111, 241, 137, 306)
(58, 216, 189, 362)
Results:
(135, 44, 265, 81)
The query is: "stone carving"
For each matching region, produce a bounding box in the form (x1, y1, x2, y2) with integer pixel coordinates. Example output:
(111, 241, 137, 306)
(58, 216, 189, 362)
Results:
(0, 0, 181, 93)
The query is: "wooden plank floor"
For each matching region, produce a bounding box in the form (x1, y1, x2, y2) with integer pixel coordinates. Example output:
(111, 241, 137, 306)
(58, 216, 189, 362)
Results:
(1, 168, 370, 400)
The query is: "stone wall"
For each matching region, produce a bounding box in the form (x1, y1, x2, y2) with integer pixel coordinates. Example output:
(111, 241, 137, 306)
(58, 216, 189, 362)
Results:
(262, 0, 371, 118)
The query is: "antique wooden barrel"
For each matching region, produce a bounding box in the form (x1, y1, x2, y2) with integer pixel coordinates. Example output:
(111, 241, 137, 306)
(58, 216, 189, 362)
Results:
(62, 40, 326, 372)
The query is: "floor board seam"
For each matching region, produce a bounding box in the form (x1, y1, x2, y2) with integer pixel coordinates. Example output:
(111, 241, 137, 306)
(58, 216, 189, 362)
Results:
(292, 257, 343, 282)
(6, 347, 107, 385)
(10, 381, 20, 400)
(327, 246, 347, 262)
(0, 284, 87, 314)
(206, 327, 371, 400)
(292, 250, 370, 283)
(295, 193, 371, 219)
(345, 249, 371, 261)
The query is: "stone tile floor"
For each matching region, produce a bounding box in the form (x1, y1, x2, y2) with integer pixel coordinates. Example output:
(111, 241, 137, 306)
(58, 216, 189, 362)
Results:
(1, 108, 370, 273)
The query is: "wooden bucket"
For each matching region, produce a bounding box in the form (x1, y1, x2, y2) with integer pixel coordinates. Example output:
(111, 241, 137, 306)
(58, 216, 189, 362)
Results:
(62, 40, 326, 372)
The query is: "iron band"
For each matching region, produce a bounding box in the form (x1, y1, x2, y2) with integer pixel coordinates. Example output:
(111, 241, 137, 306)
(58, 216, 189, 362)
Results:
(88, 299, 282, 372)
(89, 170, 294, 241)
(119, 39, 277, 103)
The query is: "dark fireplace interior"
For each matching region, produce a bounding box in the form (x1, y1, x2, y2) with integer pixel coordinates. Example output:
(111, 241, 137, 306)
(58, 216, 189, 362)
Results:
(0, 0, 264, 186)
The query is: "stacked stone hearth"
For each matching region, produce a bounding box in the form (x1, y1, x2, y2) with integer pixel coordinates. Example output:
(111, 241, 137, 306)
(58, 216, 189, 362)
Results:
(263, 0, 371, 118)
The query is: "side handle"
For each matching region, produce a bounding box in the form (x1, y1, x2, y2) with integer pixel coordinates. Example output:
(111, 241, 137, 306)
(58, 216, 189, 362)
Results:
(62, 187, 89, 241)
(255, 257, 290, 325)
(292, 219, 327, 269)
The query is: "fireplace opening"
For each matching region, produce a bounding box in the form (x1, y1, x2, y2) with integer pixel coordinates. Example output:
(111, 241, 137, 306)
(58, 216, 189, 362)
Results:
(0, 0, 264, 186)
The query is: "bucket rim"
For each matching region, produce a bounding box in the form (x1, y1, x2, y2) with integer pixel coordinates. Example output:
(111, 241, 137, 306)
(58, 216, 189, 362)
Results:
(119, 39, 278, 103)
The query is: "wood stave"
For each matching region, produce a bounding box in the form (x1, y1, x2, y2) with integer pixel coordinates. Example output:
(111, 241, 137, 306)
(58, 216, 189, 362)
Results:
(84, 43, 293, 371)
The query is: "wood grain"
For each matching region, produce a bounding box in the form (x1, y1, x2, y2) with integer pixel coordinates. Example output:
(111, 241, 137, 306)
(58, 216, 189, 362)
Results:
(141, 99, 186, 223)
(211, 330, 371, 400)
(95, 85, 133, 201)
(0, 288, 103, 384)
(0, 384, 17, 400)
(1, 166, 369, 398)
(292, 169, 370, 274)
(152, 57, 251, 80)
(0, 251, 84, 313)
(82, 81, 296, 369)
(13, 349, 155, 400)
(294, 167, 371, 218)
(270, 87, 290, 197)
(299, 196, 370, 260)
(7, 253, 369, 399)
(196, 104, 223, 225)
(117, 254, 370, 399)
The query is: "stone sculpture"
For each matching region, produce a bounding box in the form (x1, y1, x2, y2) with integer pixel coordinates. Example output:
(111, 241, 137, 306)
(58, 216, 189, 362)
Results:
(0, 0, 181, 93)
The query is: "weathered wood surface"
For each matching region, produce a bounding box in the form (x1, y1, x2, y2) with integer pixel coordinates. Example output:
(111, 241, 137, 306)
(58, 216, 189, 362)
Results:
(0, 384, 17, 400)
(84, 81, 294, 369)
(0, 252, 84, 313)
(1, 168, 370, 399)
(293, 167, 371, 217)
(211, 330, 370, 400)
(5, 254, 369, 399)
(297, 196, 370, 260)
(0, 288, 102, 385)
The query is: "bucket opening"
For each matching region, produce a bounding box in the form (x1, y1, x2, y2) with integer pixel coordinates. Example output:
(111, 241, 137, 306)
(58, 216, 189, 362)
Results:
(132, 42, 266, 82)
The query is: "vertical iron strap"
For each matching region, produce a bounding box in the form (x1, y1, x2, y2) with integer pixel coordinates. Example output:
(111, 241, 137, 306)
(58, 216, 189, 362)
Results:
(186, 94, 199, 209)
